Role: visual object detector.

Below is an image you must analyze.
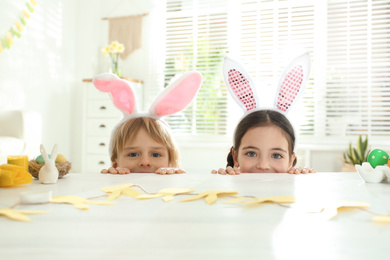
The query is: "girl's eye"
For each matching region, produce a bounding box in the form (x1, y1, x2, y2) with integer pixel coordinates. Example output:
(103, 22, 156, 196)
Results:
(128, 153, 138, 157)
(245, 151, 257, 157)
(151, 153, 161, 158)
(272, 153, 282, 159)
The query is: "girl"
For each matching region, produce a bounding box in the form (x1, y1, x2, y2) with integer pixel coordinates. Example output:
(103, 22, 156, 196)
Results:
(93, 72, 202, 174)
(212, 110, 316, 174)
(213, 54, 316, 175)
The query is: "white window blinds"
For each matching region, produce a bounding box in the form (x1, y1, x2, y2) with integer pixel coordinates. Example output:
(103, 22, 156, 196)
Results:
(163, 0, 390, 139)
(238, 0, 316, 136)
(164, 0, 229, 135)
(326, 0, 390, 137)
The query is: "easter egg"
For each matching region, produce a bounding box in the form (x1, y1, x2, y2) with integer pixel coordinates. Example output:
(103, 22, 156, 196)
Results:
(367, 149, 389, 168)
(56, 154, 66, 163)
(36, 155, 45, 164)
(36, 154, 51, 164)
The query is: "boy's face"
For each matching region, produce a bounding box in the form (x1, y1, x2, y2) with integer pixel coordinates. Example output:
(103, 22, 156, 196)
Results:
(233, 125, 295, 173)
(114, 128, 170, 173)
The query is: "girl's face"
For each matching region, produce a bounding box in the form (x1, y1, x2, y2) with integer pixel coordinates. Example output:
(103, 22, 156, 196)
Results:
(114, 128, 170, 173)
(233, 125, 295, 173)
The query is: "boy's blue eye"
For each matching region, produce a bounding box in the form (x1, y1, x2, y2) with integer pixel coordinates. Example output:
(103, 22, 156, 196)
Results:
(246, 151, 257, 157)
(272, 153, 282, 159)
(151, 153, 161, 158)
(128, 153, 138, 157)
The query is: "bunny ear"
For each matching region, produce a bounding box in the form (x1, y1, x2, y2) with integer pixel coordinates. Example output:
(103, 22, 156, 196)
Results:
(274, 52, 311, 113)
(93, 73, 138, 116)
(149, 71, 202, 117)
(40, 144, 48, 161)
(50, 144, 58, 162)
(223, 56, 259, 112)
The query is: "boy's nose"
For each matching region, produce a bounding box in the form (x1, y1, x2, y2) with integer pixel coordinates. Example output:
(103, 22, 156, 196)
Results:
(139, 156, 151, 167)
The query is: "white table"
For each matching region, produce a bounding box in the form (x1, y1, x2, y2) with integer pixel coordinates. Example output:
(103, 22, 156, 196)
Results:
(1, 172, 390, 260)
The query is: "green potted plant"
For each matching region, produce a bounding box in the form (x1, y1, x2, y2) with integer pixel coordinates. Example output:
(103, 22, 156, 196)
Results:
(342, 135, 369, 172)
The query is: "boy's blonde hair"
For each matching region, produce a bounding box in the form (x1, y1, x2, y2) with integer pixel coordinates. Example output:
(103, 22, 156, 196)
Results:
(111, 117, 180, 168)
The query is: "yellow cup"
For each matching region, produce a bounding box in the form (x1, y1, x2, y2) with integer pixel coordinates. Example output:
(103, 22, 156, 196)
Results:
(7, 155, 29, 172)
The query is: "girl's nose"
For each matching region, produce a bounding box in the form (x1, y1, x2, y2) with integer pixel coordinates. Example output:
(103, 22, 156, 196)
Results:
(256, 158, 270, 170)
(139, 155, 151, 167)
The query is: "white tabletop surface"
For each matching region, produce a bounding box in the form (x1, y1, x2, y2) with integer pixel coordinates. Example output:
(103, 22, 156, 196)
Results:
(1, 172, 390, 260)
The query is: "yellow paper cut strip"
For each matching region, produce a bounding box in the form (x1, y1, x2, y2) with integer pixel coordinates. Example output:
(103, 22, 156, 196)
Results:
(15, 21, 23, 33)
(372, 215, 390, 223)
(137, 188, 195, 202)
(100, 183, 140, 200)
(224, 196, 296, 206)
(321, 200, 370, 220)
(0, 208, 49, 222)
(51, 195, 113, 210)
(22, 10, 30, 19)
(30, 0, 37, 6)
(0, 164, 33, 187)
(179, 190, 238, 205)
(243, 196, 296, 206)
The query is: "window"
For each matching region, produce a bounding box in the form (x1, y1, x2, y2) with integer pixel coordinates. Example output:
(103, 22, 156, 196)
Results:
(325, 0, 390, 137)
(163, 0, 390, 142)
(164, 0, 229, 135)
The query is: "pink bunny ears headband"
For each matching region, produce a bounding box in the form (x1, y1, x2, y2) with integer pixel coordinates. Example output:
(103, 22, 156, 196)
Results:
(93, 72, 203, 153)
(223, 52, 311, 115)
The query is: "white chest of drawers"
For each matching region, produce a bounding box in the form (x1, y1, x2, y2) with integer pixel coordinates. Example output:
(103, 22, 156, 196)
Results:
(82, 77, 143, 173)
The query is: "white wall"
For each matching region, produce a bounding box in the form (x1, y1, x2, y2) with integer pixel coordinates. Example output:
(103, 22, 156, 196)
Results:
(0, 0, 76, 158)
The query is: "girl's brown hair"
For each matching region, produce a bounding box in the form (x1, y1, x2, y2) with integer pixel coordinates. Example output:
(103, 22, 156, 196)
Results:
(111, 117, 180, 168)
(227, 110, 297, 167)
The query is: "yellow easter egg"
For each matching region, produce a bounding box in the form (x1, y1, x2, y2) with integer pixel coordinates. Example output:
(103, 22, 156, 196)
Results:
(56, 154, 66, 163)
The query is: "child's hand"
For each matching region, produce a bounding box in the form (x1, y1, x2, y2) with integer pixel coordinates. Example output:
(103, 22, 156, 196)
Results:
(155, 168, 186, 175)
(288, 166, 316, 174)
(211, 166, 241, 175)
(101, 167, 131, 175)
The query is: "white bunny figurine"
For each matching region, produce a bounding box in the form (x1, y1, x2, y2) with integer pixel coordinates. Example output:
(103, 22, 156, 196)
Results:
(38, 144, 59, 184)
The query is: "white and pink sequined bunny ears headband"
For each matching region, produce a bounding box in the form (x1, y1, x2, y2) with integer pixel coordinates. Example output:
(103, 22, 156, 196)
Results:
(93, 72, 203, 153)
(223, 52, 310, 115)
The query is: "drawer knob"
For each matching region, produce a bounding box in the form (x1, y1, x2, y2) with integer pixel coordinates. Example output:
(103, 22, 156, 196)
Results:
(99, 106, 107, 110)
(99, 142, 106, 146)
(98, 161, 105, 165)
(99, 124, 106, 128)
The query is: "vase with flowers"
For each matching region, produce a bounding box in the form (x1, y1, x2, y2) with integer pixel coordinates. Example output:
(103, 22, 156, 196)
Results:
(101, 41, 125, 76)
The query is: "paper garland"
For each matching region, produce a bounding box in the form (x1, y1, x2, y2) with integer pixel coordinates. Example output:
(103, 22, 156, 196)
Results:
(179, 190, 238, 205)
(100, 183, 141, 200)
(0, 0, 37, 54)
(2, 182, 390, 223)
(0, 208, 48, 222)
(50, 195, 113, 210)
(137, 188, 195, 202)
